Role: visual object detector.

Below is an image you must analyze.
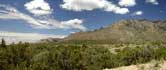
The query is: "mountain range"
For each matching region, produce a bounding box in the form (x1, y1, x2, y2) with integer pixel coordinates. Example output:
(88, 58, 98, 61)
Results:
(63, 19, 166, 43)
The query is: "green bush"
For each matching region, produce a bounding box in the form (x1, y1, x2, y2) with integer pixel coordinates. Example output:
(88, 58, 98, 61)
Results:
(1, 40, 166, 70)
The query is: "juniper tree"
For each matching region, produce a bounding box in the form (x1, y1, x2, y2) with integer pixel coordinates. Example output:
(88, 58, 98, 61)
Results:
(1, 38, 6, 48)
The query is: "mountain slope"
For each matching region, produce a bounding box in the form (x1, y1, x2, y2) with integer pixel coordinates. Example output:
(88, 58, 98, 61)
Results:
(64, 20, 166, 43)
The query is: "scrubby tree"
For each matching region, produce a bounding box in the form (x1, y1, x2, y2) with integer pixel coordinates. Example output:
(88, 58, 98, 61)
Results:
(1, 38, 6, 48)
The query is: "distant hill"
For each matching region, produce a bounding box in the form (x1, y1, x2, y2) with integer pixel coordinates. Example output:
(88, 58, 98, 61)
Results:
(64, 19, 166, 43)
(40, 38, 63, 43)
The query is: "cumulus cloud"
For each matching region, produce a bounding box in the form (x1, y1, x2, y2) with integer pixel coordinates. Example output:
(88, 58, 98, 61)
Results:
(24, 0, 52, 15)
(0, 31, 66, 44)
(118, 0, 136, 7)
(132, 11, 143, 16)
(0, 5, 86, 31)
(60, 0, 129, 14)
(103, 1, 129, 14)
(146, 0, 159, 5)
(60, 0, 104, 11)
(61, 19, 86, 30)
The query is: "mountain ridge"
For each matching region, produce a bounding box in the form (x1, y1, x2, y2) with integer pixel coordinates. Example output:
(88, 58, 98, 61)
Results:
(63, 19, 166, 43)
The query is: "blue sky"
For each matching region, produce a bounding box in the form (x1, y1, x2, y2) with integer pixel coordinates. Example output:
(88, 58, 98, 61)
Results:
(0, 0, 165, 43)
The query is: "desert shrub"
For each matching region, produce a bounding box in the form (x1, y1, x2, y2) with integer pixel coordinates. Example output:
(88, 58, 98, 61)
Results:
(1, 40, 166, 70)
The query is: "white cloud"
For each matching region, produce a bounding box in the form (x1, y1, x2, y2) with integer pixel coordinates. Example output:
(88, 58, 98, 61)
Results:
(118, 0, 136, 7)
(103, 1, 129, 14)
(37, 18, 87, 31)
(0, 31, 66, 44)
(0, 5, 86, 31)
(60, 0, 104, 11)
(24, 0, 52, 15)
(60, 0, 129, 14)
(132, 11, 143, 16)
(146, 0, 159, 5)
(61, 19, 86, 30)
(0, 5, 47, 28)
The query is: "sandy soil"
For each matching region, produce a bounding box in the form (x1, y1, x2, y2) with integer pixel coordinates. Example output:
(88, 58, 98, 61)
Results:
(104, 60, 166, 70)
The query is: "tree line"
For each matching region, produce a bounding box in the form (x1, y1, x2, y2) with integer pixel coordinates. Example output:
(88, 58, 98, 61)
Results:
(0, 39, 166, 70)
